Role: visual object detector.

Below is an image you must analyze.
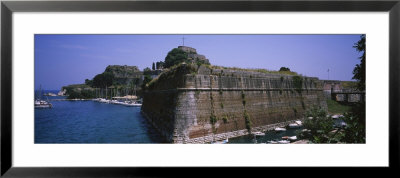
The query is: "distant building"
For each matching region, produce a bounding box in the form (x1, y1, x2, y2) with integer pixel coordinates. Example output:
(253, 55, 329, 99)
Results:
(178, 46, 197, 53)
(322, 80, 363, 102)
(178, 46, 210, 65)
(323, 80, 343, 94)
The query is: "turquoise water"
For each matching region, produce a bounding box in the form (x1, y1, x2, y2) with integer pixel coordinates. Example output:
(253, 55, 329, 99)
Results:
(35, 91, 165, 143)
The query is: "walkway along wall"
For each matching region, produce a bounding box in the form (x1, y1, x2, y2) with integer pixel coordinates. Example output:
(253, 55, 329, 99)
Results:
(141, 64, 327, 143)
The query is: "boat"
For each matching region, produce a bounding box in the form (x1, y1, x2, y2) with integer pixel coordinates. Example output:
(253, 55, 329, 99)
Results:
(277, 140, 290, 144)
(44, 92, 57, 96)
(35, 99, 52, 108)
(34, 85, 52, 109)
(211, 138, 229, 144)
(267, 140, 278, 144)
(99, 98, 110, 103)
(288, 136, 297, 141)
(122, 100, 142, 107)
(295, 120, 302, 126)
(282, 136, 289, 140)
(274, 127, 286, 132)
(253, 131, 265, 136)
(288, 123, 301, 129)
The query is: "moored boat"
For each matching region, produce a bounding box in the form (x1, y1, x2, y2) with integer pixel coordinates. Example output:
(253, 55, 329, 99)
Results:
(288, 136, 297, 141)
(288, 123, 301, 129)
(253, 131, 265, 136)
(275, 127, 286, 132)
(35, 99, 53, 108)
(35, 85, 53, 109)
(277, 140, 290, 144)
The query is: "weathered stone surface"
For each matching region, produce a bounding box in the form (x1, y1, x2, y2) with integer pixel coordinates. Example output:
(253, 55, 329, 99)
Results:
(141, 64, 327, 143)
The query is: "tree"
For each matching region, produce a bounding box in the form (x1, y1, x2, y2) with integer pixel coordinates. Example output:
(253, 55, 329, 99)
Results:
(143, 67, 152, 75)
(92, 72, 114, 88)
(352, 35, 365, 91)
(156, 61, 164, 69)
(141, 75, 152, 90)
(279, 67, 291, 72)
(152, 62, 155, 70)
(164, 48, 189, 68)
(84, 79, 93, 86)
(300, 106, 336, 143)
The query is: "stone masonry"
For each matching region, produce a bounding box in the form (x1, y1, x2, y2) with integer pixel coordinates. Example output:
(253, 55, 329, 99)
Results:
(141, 64, 327, 143)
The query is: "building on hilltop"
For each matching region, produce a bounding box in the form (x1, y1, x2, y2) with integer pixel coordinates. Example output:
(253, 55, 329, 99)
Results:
(178, 46, 210, 65)
(178, 46, 197, 53)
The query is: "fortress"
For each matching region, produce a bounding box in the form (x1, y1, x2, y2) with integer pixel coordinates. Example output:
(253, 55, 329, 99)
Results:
(178, 46, 210, 65)
(141, 47, 327, 143)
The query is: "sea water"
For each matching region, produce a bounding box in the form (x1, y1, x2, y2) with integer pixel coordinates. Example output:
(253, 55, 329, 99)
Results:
(35, 90, 302, 144)
(34, 91, 165, 143)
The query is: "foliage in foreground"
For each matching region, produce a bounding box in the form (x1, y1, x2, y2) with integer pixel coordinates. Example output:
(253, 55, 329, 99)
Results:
(299, 103, 365, 144)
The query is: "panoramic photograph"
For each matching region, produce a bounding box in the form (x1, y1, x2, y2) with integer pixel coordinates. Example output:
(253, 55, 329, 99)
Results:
(34, 34, 366, 144)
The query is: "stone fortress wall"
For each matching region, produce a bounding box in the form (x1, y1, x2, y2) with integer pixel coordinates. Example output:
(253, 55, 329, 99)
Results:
(141, 64, 327, 143)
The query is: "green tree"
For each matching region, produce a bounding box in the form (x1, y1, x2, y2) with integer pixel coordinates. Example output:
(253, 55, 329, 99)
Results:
(92, 72, 114, 88)
(300, 106, 336, 143)
(164, 48, 189, 68)
(279, 67, 291, 72)
(143, 67, 152, 75)
(84, 79, 93, 86)
(152, 62, 155, 70)
(141, 75, 152, 90)
(156, 61, 164, 69)
(352, 35, 365, 91)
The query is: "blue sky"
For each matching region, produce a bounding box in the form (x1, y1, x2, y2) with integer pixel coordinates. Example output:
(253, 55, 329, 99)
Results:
(35, 34, 363, 90)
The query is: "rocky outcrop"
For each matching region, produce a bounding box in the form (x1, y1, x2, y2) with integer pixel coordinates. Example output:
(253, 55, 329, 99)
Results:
(141, 64, 327, 143)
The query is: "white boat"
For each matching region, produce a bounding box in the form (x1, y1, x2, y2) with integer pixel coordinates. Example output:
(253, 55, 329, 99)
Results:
(277, 140, 290, 144)
(253, 131, 265, 136)
(275, 127, 286, 132)
(35, 99, 52, 108)
(288, 123, 301, 129)
(332, 114, 340, 119)
(35, 85, 52, 109)
(122, 101, 142, 107)
(288, 136, 297, 141)
(267, 140, 278, 144)
(110, 100, 119, 104)
(99, 98, 110, 103)
(44, 92, 57, 96)
(295, 120, 302, 126)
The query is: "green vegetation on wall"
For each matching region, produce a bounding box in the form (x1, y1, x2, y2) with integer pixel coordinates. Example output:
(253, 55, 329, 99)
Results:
(244, 110, 252, 133)
(292, 76, 303, 93)
(210, 114, 217, 125)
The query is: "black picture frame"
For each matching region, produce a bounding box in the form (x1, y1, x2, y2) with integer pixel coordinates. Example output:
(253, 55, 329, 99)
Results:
(1, 0, 399, 177)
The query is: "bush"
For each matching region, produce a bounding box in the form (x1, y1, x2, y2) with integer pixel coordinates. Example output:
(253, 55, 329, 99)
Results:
(301, 106, 335, 143)
(244, 111, 252, 133)
(141, 74, 152, 90)
(300, 104, 365, 144)
(292, 76, 303, 93)
(164, 48, 190, 68)
(341, 102, 366, 143)
(210, 115, 217, 125)
(279, 67, 290, 72)
(222, 116, 228, 124)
